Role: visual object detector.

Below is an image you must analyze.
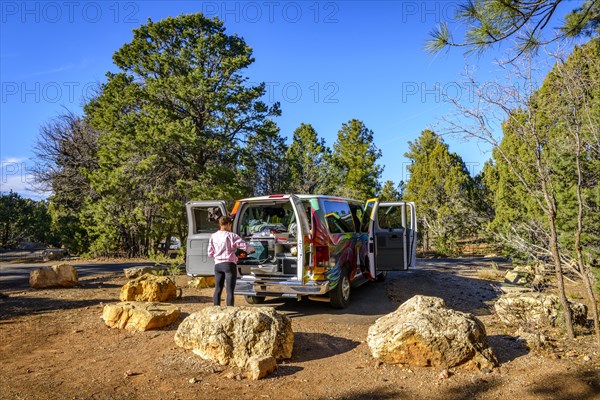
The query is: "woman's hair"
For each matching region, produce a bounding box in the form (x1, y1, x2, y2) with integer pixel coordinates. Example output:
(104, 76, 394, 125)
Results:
(218, 216, 233, 227)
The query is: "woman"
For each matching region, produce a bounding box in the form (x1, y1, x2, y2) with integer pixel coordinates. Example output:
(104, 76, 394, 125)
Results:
(207, 216, 255, 306)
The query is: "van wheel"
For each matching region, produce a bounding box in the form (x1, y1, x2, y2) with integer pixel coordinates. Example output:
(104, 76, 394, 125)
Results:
(330, 268, 351, 309)
(376, 271, 387, 282)
(245, 295, 266, 304)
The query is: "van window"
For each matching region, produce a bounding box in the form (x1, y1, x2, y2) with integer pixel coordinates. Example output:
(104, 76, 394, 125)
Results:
(323, 200, 355, 233)
(349, 204, 363, 232)
(238, 204, 293, 237)
(360, 201, 375, 232)
(193, 207, 221, 234)
(377, 206, 404, 230)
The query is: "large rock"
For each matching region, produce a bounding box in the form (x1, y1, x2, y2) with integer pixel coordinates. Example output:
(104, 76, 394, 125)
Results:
(120, 274, 178, 302)
(494, 292, 587, 327)
(174, 306, 293, 368)
(123, 266, 161, 279)
(102, 302, 180, 332)
(367, 295, 497, 370)
(188, 276, 216, 288)
(29, 264, 78, 288)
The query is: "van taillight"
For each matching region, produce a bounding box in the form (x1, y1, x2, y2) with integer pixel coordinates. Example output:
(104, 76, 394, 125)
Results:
(315, 246, 329, 268)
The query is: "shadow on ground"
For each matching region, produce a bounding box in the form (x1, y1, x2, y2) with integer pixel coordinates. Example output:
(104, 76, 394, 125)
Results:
(528, 369, 600, 400)
(387, 260, 505, 316)
(291, 332, 360, 362)
(0, 295, 113, 320)
(255, 280, 398, 318)
(488, 334, 530, 364)
(0, 261, 156, 290)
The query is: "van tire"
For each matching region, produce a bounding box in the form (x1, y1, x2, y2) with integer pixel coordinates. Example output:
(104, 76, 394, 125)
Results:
(245, 295, 266, 304)
(330, 267, 351, 309)
(376, 271, 387, 282)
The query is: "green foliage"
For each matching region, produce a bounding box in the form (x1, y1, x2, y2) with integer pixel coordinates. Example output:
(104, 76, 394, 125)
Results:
(403, 130, 484, 253)
(285, 123, 333, 194)
(80, 14, 279, 256)
(427, 0, 599, 58)
(378, 180, 403, 201)
(240, 120, 290, 196)
(562, 0, 600, 38)
(330, 119, 383, 199)
(0, 191, 54, 248)
(485, 40, 600, 266)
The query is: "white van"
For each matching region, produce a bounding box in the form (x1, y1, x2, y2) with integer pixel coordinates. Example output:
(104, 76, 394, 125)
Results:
(185, 195, 417, 308)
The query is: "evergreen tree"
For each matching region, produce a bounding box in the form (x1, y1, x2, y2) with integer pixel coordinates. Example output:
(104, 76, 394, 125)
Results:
(378, 180, 403, 201)
(330, 119, 383, 199)
(0, 192, 53, 248)
(82, 14, 279, 256)
(484, 40, 600, 341)
(285, 123, 332, 194)
(403, 130, 477, 253)
(240, 120, 290, 196)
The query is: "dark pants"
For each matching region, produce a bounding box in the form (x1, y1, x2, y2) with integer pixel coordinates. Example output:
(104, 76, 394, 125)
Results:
(214, 262, 237, 306)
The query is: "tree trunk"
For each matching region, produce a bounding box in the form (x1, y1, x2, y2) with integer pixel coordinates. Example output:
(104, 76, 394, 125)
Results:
(574, 132, 600, 345)
(542, 184, 575, 338)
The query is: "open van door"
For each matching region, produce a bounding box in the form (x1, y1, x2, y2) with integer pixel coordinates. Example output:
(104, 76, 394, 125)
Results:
(185, 200, 228, 276)
(361, 199, 417, 273)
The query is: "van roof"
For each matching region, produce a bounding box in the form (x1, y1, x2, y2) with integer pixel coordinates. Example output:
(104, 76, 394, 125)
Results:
(237, 194, 362, 203)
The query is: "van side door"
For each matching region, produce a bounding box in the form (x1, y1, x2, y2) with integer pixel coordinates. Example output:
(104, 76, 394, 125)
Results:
(362, 200, 417, 271)
(185, 200, 228, 276)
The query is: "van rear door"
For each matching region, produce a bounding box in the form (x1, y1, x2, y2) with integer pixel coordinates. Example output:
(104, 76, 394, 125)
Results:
(362, 199, 417, 272)
(185, 200, 228, 276)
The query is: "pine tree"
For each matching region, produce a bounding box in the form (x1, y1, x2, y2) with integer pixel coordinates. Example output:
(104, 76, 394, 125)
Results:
(240, 120, 290, 196)
(330, 119, 383, 199)
(82, 14, 280, 256)
(403, 130, 477, 254)
(285, 123, 332, 194)
(378, 180, 403, 201)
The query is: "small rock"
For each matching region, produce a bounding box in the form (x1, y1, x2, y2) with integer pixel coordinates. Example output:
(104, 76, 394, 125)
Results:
(374, 360, 383, 368)
(223, 369, 242, 380)
(210, 364, 226, 374)
(188, 276, 216, 288)
(123, 266, 160, 279)
(583, 355, 591, 362)
(124, 370, 140, 377)
(439, 369, 450, 379)
(481, 368, 492, 374)
(189, 377, 199, 384)
(245, 356, 277, 380)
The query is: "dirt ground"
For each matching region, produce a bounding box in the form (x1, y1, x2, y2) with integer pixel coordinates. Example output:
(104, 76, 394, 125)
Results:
(1, 258, 599, 400)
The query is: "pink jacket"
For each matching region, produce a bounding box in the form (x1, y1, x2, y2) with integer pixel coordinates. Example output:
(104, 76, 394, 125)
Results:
(208, 230, 254, 264)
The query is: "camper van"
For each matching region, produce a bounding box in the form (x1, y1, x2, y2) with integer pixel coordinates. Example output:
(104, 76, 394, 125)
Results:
(185, 195, 417, 308)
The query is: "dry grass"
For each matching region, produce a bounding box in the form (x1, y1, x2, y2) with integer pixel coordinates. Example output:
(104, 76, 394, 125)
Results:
(477, 269, 505, 282)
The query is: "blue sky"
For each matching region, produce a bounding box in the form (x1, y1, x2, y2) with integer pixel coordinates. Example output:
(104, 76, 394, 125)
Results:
(0, 1, 579, 199)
